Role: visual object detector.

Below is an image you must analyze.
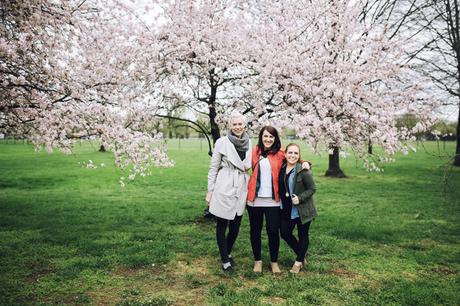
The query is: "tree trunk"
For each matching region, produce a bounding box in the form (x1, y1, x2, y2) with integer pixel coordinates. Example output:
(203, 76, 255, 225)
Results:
(368, 139, 373, 155)
(447, 0, 459, 166)
(325, 147, 346, 177)
(185, 125, 190, 139)
(168, 117, 173, 139)
(208, 105, 220, 144)
(208, 71, 221, 144)
(454, 100, 460, 166)
(99, 144, 106, 152)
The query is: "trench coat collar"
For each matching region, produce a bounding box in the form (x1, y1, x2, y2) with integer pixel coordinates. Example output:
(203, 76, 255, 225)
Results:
(221, 136, 249, 171)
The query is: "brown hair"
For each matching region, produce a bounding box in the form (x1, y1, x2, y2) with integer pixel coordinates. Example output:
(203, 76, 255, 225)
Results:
(285, 143, 302, 162)
(257, 126, 281, 154)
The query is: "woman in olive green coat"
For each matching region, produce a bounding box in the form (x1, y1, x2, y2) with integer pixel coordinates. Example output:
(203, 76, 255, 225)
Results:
(278, 143, 317, 273)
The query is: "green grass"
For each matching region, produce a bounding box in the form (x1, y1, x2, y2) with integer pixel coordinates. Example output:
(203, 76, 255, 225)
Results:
(0, 139, 459, 305)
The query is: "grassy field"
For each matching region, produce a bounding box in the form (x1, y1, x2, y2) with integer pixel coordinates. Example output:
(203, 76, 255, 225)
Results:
(0, 139, 459, 305)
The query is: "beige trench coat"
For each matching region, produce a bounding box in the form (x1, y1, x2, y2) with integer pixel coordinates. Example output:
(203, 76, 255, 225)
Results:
(207, 136, 252, 220)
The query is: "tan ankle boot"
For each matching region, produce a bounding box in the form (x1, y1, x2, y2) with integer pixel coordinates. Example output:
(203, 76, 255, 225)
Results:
(270, 262, 281, 274)
(253, 260, 262, 273)
(290, 261, 302, 274)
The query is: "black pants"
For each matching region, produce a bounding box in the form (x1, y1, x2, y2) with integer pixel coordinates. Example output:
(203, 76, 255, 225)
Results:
(280, 217, 312, 262)
(246, 205, 280, 262)
(216, 215, 242, 263)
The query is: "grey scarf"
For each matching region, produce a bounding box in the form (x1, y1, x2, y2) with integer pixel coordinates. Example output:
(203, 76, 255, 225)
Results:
(227, 131, 249, 152)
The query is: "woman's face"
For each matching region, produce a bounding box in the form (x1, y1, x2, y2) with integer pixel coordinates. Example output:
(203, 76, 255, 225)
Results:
(286, 145, 300, 165)
(262, 130, 275, 150)
(230, 117, 245, 137)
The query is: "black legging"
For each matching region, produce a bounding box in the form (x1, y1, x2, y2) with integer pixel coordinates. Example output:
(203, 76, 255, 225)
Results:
(216, 215, 243, 263)
(246, 205, 280, 262)
(280, 217, 311, 262)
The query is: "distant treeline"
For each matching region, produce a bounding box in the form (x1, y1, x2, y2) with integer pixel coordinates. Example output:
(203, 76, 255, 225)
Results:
(395, 114, 457, 141)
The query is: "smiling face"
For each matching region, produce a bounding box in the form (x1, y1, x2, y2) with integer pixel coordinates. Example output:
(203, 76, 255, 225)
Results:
(286, 144, 300, 165)
(229, 116, 245, 137)
(262, 130, 275, 150)
(257, 126, 281, 153)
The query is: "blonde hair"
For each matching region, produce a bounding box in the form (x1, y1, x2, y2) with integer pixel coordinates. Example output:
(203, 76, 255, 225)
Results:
(228, 111, 246, 126)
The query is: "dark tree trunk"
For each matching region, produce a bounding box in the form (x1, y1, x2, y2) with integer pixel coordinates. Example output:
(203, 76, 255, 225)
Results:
(325, 147, 346, 177)
(208, 70, 221, 144)
(441, 0, 459, 165)
(185, 125, 190, 139)
(168, 117, 173, 139)
(208, 105, 220, 144)
(368, 139, 373, 155)
(99, 144, 106, 152)
(454, 101, 460, 166)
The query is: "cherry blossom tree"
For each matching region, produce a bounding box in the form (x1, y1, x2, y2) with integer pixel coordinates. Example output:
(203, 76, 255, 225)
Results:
(151, 0, 316, 152)
(1, 0, 173, 179)
(249, 0, 433, 176)
(152, 0, 260, 144)
(1, 0, 435, 180)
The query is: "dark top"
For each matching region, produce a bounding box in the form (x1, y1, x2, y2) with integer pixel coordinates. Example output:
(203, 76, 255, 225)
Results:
(236, 148, 245, 161)
(279, 166, 295, 219)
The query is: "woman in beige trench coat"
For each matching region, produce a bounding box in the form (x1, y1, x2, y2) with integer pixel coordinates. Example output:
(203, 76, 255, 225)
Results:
(206, 112, 251, 272)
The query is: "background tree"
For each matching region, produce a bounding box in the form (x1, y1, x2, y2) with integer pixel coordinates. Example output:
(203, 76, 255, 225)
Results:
(0, 0, 173, 179)
(359, 0, 460, 166)
(411, 0, 460, 165)
(153, 0, 259, 144)
(250, 0, 431, 176)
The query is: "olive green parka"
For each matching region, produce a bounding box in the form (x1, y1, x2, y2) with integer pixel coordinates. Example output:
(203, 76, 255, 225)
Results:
(279, 163, 317, 224)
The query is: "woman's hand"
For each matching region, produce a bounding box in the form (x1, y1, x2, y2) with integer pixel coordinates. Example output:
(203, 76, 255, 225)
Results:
(205, 191, 213, 205)
(292, 194, 300, 205)
(301, 161, 310, 170)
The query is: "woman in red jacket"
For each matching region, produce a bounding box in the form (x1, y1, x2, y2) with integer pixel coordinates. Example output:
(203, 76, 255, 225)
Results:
(247, 126, 309, 273)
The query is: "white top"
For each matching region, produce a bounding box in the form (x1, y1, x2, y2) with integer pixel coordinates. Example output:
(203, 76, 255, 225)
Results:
(247, 197, 281, 207)
(257, 157, 272, 197)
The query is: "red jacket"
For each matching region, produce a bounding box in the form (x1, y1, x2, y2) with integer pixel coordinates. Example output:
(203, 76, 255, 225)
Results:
(247, 147, 285, 202)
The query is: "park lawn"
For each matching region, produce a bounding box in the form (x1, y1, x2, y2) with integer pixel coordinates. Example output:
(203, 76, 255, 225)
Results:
(0, 139, 459, 305)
